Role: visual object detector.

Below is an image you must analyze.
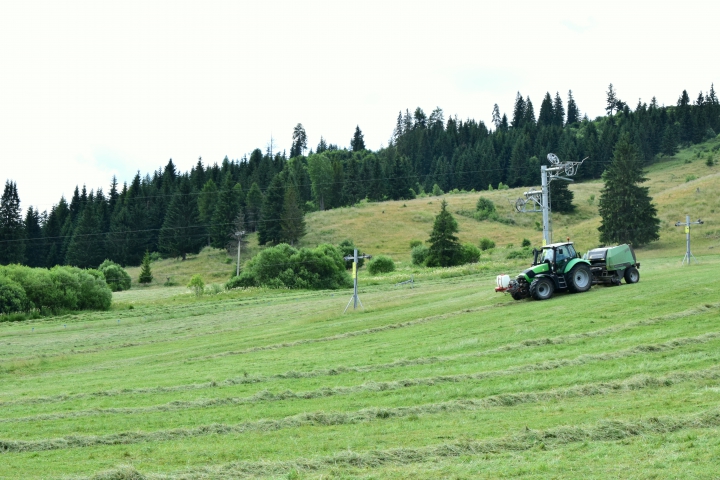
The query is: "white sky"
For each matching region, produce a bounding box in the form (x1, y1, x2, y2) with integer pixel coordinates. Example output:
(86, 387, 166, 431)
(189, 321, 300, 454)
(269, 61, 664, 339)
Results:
(1, 0, 717, 212)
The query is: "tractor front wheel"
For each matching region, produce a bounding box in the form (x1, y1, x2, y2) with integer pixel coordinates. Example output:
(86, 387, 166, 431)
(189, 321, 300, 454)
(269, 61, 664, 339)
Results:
(624, 266, 640, 284)
(530, 277, 554, 300)
(567, 263, 592, 293)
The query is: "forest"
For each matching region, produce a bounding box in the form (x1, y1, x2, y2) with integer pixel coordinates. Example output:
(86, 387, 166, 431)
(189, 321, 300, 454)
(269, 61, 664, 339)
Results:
(1, 84, 719, 268)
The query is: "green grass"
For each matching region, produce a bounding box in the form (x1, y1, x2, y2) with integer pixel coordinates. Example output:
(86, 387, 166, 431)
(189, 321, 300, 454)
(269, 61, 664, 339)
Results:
(1, 141, 720, 478)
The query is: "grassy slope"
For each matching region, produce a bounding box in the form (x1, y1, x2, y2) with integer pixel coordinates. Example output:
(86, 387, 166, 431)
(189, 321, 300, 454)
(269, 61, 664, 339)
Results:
(126, 136, 720, 289)
(1, 140, 719, 479)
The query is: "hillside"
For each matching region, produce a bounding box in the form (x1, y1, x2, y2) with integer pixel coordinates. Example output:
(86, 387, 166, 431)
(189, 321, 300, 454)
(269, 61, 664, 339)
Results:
(125, 136, 720, 287)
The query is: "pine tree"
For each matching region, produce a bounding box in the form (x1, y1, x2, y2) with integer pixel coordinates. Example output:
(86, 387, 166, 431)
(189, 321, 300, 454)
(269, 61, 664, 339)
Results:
(425, 199, 462, 267)
(537, 93, 554, 127)
(158, 178, 205, 260)
(511, 92, 526, 129)
(491, 104, 501, 129)
(0, 181, 25, 265)
(550, 180, 575, 213)
(660, 122, 680, 156)
(350, 125, 365, 151)
(307, 153, 334, 210)
(280, 185, 305, 245)
(606, 83, 618, 115)
(43, 198, 70, 267)
(553, 92, 565, 127)
(138, 250, 153, 284)
(65, 202, 105, 268)
(598, 135, 660, 246)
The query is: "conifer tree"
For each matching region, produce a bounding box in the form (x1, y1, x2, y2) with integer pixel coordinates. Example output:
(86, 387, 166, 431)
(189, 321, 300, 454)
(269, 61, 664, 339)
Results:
(537, 93, 554, 127)
(198, 179, 219, 226)
(307, 153, 334, 210)
(138, 250, 153, 284)
(606, 83, 618, 115)
(158, 178, 205, 260)
(550, 180, 575, 214)
(210, 174, 241, 248)
(511, 92, 526, 129)
(280, 185, 305, 246)
(43, 198, 70, 267)
(566, 90, 580, 125)
(598, 135, 660, 246)
(0, 180, 25, 265)
(553, 92, 565, 127)
(24, 206, 44, 268)
(491, 104, 501, 129)
(245, 182, 264, 232)
(65, 202, 105, 268)
(257, 173, 285, 245)
(350, 125, 365, 151)
(661, 122, 680, 156)
(425, 199, 462, 267)
(290, 123, 308, 158)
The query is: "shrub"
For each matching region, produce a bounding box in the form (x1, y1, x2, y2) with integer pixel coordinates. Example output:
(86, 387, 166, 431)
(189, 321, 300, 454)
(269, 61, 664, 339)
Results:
(367, 255, 395, 274)
(460, 243, 481, 264)
(506, 248, 533, 260)
(431, 184, 444, 196)
(521, 238, 532, 248)
(476, 197, 496, 214)
(338, 239, 365, 269)
(411, 245, 429, 265)
(98, 260, 131, 292)
(188, 275, 205, 296)
(479, 238, 496, 250)
(409, 240, 422, 249)
(0, 276, 30, 314)
(232, 243, 351, 290)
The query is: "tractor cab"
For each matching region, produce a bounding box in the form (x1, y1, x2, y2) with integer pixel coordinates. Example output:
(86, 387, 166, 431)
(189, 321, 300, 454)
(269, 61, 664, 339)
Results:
(532, 242, 578, 273)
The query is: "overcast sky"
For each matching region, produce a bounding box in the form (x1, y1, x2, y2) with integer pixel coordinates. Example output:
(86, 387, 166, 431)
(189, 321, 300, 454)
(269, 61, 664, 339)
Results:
(1, 0, 717, 212)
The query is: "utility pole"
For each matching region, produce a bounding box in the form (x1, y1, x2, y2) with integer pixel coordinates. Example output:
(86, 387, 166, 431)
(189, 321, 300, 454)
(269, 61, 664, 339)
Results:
(234, 231, 245, 276)
(515, 154, 586, 245)
(343, 248, 372, 313)
(675, 215, 703, 265)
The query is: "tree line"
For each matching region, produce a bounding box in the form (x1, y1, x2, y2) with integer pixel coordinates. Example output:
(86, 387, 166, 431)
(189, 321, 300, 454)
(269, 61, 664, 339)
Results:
(1, 84, 718, 268)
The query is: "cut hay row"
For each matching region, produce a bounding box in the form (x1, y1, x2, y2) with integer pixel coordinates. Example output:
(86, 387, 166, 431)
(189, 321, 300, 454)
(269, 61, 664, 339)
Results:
(4, 330, 719, 424)
(88, 407, 720, 480)
(3, 366, 719, 454)
(4, 302, 717, 407)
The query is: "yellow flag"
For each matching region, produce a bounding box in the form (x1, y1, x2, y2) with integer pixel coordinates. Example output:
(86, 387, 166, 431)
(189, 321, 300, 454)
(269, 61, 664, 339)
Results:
(685, 226, 690, 234)
(353, 262, 357, 277)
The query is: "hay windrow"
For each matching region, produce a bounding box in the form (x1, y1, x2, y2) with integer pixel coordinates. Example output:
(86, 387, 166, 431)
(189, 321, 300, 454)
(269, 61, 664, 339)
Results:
(4, 302, 717, 409)
(85, 408, 720, 479)
(3, 366, 719, 454)
(4, 330, 720, 425)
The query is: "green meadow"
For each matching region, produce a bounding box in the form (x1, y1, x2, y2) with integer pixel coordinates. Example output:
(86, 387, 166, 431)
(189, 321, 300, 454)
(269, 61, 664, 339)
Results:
(2, 140, 720, 479)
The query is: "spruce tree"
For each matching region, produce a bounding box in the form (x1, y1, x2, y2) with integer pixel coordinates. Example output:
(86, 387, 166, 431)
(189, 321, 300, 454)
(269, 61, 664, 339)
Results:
(550, 180, 575, 213)
(598, 135, 660, 246)
(350, 126, 365, 151)
(553, 91, 565, 127)
(65, 202, 105, 268)
(566, 90, 580, 125)
(290, 123, 308, 158)
(210, 174, 241, 248)
(158, 178, 205, 260)
(425, 199, 462, 267)
(660, 123, 680, 156)
(280, 185, 305, 246)
(0, 180, 25, 265)
(257, 174, 285, 245)
(537, 93, 554, 127)
(138, 250, 153, 284)
(245, 182, 264, 232)
(24, 206, 45, 268)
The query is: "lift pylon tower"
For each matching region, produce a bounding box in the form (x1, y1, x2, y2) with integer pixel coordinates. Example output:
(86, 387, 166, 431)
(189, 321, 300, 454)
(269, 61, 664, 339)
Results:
(514, 154, 587, 245)
(343, 248, 372, 313)
(675, 215, 704, 265)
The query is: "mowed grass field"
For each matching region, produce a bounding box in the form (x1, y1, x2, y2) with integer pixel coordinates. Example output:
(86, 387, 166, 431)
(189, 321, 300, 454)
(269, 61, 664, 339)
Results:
(2, 254, 720, 479)
(2, 139, 720, 478)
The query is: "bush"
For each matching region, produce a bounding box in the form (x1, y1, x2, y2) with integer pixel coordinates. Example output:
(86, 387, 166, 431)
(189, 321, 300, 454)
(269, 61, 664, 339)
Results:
(411, 245, 429, 266)
(460, 243, 481, 264)
(0, 276, 30, 314)
(367, 255, 396, 274)
(98, 260, 131, 292)
(506, 248, 533, 259)
(476, 197, 496, 214)
(188, 275, 205, 296)
(231, 243, 352, 290)
(479, 238, 496, 250)
(521, 238, 532, 248)
(409, 240, 422, 249)
(338, 239, 365, 269)
(431, 184, 444, 196)
(0, 265, 112, 315)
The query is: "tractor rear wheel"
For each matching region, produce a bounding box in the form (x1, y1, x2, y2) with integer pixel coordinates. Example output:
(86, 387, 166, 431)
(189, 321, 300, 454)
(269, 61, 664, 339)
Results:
(567, 263, 592, 293)
(529, 277, 554, 300)
(624, 266, 640, 284)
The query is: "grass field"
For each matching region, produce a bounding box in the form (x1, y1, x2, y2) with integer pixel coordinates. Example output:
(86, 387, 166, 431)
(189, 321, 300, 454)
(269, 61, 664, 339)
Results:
(2, 140, 720, 479)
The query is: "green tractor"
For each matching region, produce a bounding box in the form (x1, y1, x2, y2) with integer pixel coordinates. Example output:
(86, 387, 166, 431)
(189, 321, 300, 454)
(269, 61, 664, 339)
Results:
(495, 242, 640, 301)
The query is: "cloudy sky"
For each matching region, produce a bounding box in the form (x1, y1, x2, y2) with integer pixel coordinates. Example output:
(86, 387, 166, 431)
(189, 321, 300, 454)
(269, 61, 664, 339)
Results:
(1, 0, 717, 212)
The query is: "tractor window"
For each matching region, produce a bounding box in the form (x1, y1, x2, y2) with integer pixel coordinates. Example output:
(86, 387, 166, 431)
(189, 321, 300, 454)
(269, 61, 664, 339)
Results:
(566, 244, 577, 258)
(556, 248, 568, 262)
(539, 248, 554, 263)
